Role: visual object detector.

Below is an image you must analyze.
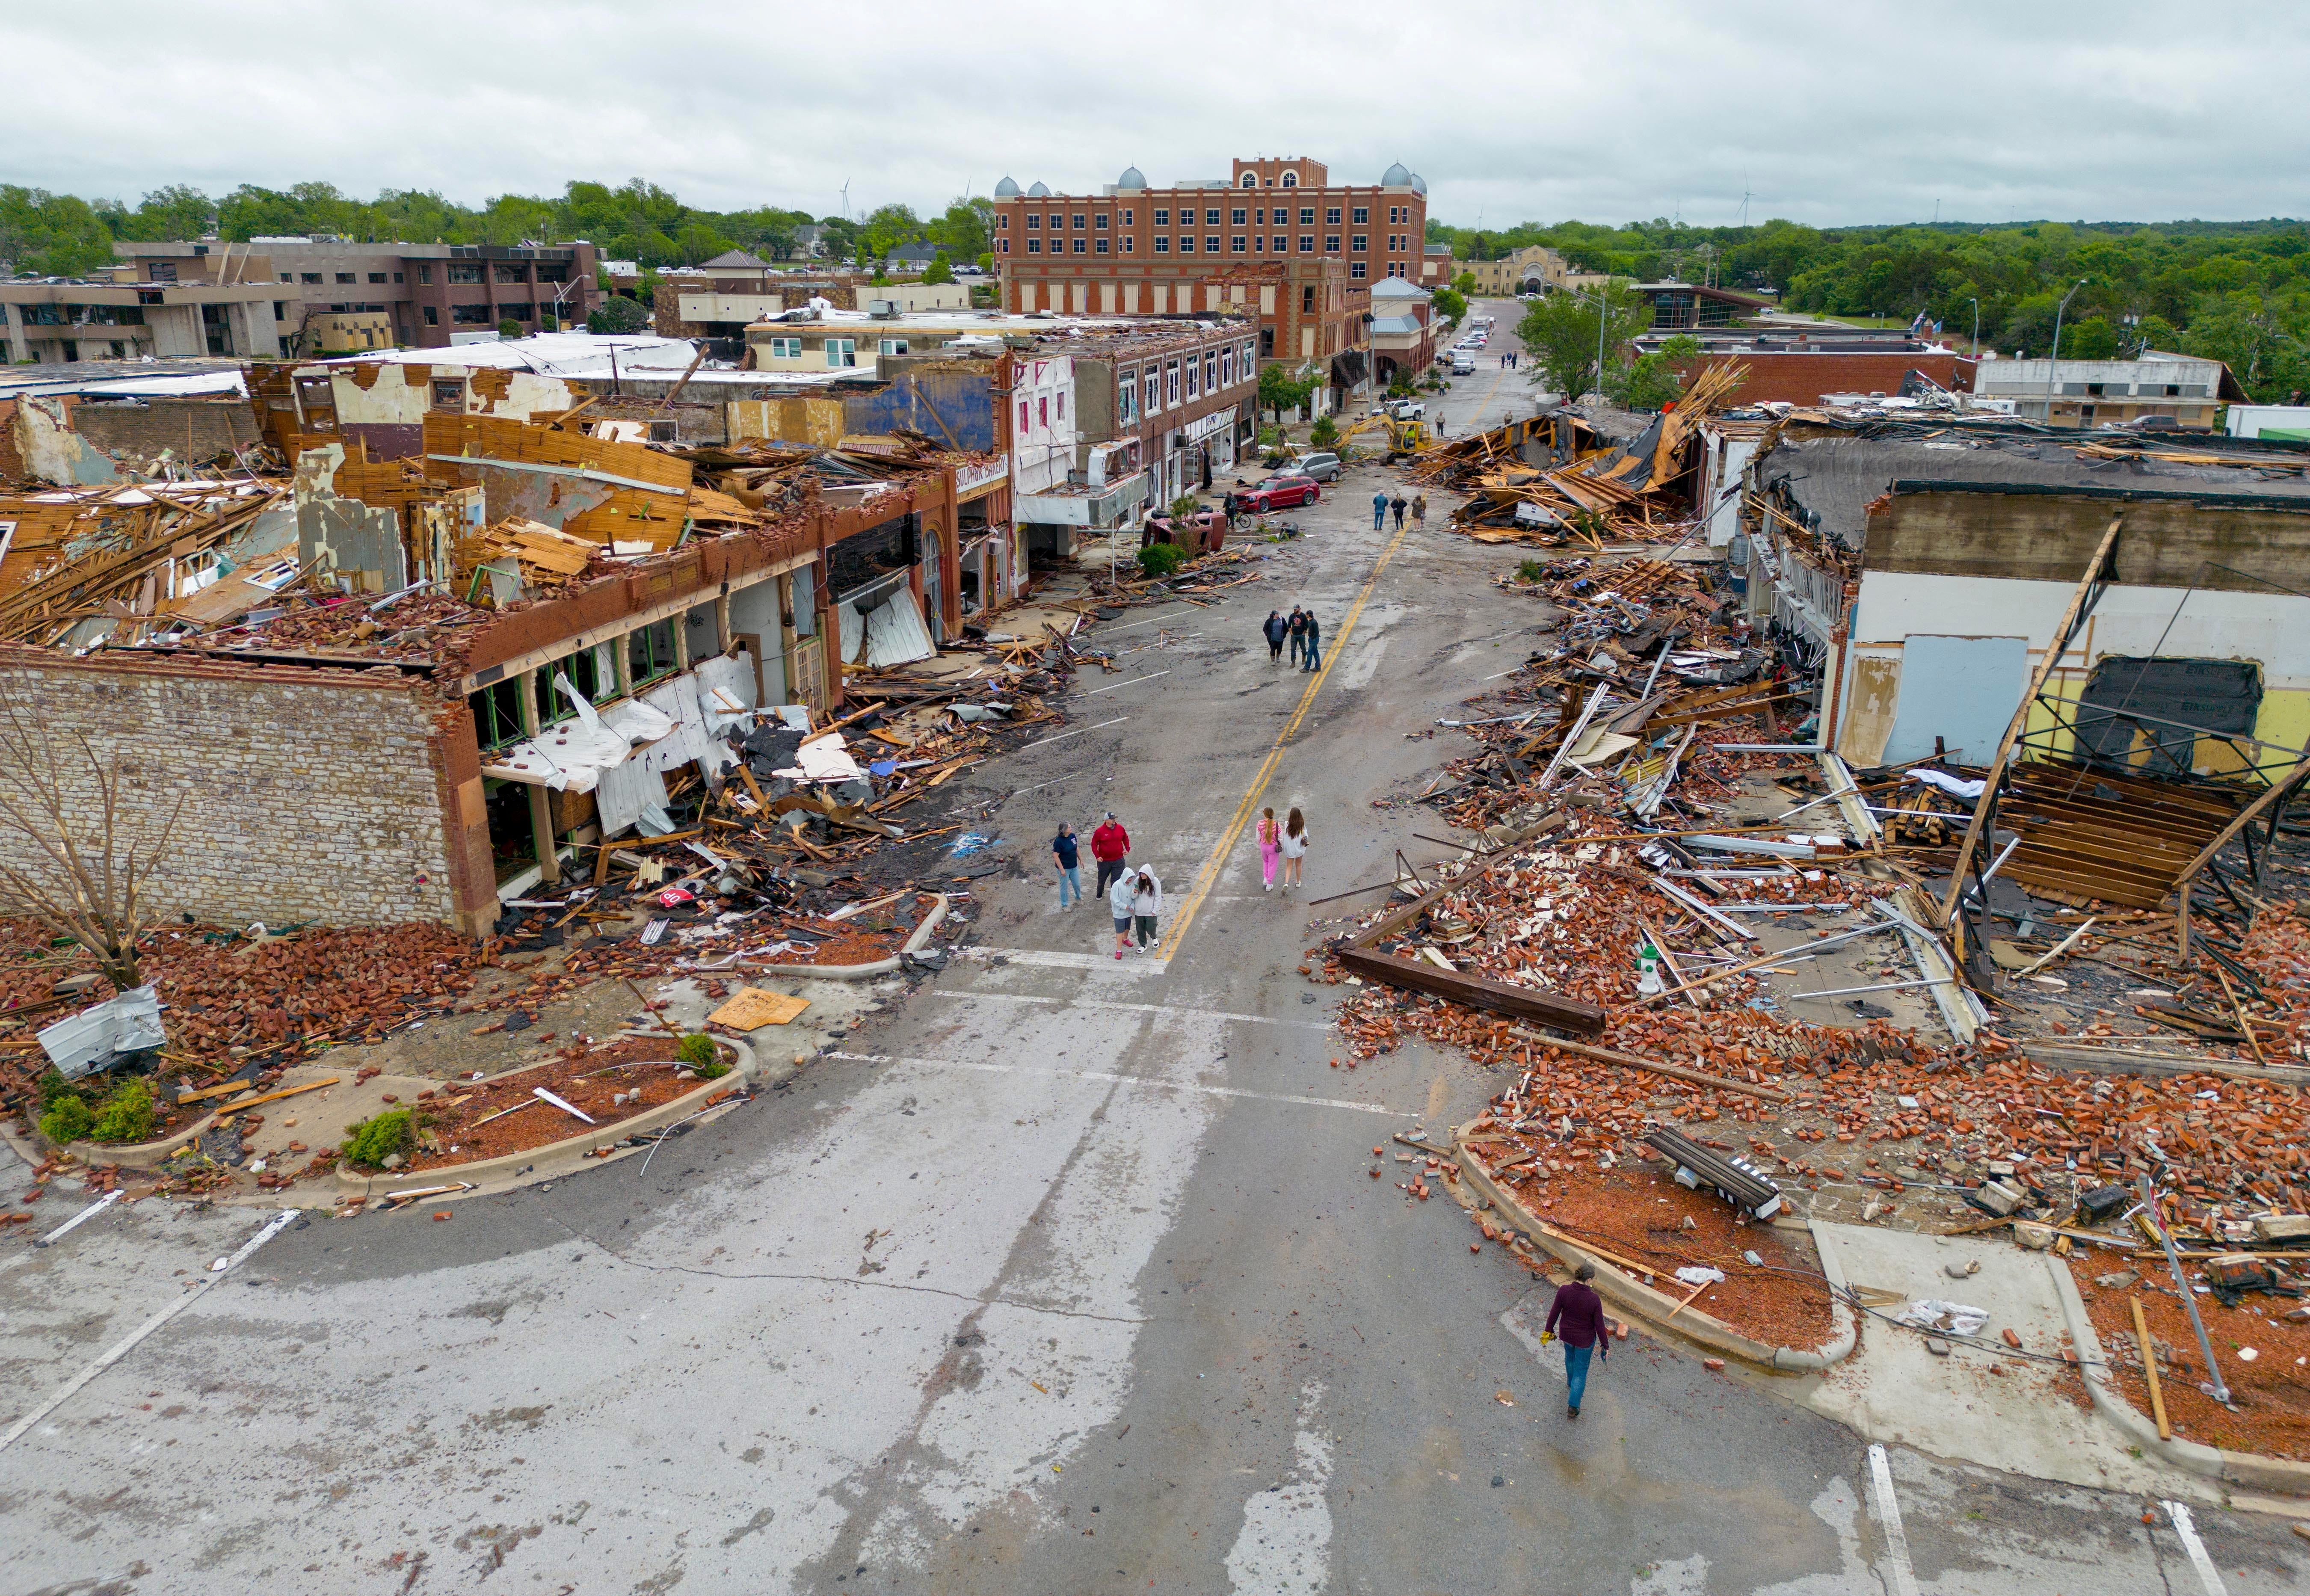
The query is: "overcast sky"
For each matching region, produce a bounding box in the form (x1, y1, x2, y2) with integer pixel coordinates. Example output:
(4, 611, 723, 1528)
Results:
(7, 0, 2304, 231)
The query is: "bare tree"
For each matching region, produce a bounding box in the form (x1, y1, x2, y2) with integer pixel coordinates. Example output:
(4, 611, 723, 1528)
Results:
(0, 688, 185, 993)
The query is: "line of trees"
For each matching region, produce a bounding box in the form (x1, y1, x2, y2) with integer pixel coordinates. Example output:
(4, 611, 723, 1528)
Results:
(0, 179, 999, 280)
(1430, 214, 2310, 402)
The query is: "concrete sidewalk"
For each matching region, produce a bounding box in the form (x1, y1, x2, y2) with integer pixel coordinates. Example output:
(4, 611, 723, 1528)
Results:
(1802, 1220, 2218, 1501)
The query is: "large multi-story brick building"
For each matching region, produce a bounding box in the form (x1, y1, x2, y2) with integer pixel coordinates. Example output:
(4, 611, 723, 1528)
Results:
(989, 156, 1427, 404)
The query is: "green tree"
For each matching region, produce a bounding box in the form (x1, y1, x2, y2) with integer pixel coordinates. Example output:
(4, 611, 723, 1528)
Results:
(1451, 270, 1476, 296)
(922, 251, 954, 285)
(0, 186, 114, 276)
(1516, 278, 1652, 399)
(116, 184, 215, 241)
(1309, 414, 1340, 448)
(588, 296, 650, 334)
(1608, 334, 1703, 409)
(2061, 315, 2120, 360)
(1430, 285, 1467, 324)
(932, 197, 995, 262)
(1258, 361, 1320, 422)
(857, 203, 924, 270)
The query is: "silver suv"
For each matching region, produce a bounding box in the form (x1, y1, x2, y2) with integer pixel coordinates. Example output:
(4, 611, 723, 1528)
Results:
(1282, 451, 1343, 481)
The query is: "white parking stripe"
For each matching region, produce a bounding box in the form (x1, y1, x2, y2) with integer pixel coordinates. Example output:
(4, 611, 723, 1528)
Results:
(0, 1208, 300, 1452)
(931, 990, 1330, 1028)
(1017, 716, 1128, 751)
(1866, 1445, 1921, 1596)
(0, 1190, 124, 1274)
(827, 1050, 1398, 1116)
(2164, 1501, 2230, 1596)
(956, 946, 1168, 975)
(1083, 669, 1170, 696)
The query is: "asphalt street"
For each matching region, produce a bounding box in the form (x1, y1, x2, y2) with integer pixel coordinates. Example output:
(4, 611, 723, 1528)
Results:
(2, 302, 2304, 1593)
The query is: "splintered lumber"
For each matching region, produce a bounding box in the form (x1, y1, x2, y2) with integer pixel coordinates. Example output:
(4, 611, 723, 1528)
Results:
(210, 1076, 342, 1113)
(1335, 945, 1605, 1037)
(1506, 1027, 1789, 1102)
(2130, 1293, 2171, 1439)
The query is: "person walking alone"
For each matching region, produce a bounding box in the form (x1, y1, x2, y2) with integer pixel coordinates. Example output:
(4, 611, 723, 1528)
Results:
(1543, 1261, 1611, 1419)
(1263, 609, 1287, 665)
(1091, 811, 1131, 899)
(1256, 806, 1281, 892)
(1052, 821, 1081, 909)
(1371, 488, 1388, 530)
(1130, 866, 1163, 952)
(1412, 492, 1427, 529)
(1108, 862, 1137, 959)
(1301, 610, 1322, 672)
(1390, 493, 1408, 530)
(1287, 607, 1308, 669)
(1278, 807, 1309, 890)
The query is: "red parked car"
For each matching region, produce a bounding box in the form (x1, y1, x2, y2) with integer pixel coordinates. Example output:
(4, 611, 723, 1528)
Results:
(1239, 474, 1321, 513)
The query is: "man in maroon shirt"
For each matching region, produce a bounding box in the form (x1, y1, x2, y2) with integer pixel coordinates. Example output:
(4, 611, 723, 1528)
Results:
(1090, 812, 1131, 898)
(1544, 1262, 1611, 1418)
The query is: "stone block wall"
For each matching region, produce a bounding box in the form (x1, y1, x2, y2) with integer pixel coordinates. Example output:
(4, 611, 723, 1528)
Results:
(0, 652, 465, 931)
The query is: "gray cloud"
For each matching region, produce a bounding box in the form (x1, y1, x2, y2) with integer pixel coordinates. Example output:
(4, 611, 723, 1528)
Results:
(4, 0, 2303, 228)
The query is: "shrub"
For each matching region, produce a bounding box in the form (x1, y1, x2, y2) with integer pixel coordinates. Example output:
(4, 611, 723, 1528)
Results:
(39, 1094, 93, 1146)
(1169, 494, 1202, 520)
(497, 318, 521, 340)
(89, 1078, 156, 1144)
(678, 1033, 729, 1078)
(1516, 558, 1547, 583)
(343, 1108, 414, 1169)
(1308, 415, 1340, 448)
(1138, 543, 1185, 578)
(37, 1068, 76, 1111)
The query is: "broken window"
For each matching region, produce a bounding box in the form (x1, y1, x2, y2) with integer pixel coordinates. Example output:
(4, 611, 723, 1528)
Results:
(431, 379, 465, 409)
(448, 263, 484, 284)
(301, 272, 323, 284)
(148, 262, 177, 282)
(417, 264, 433, 283)
(2073, 657, 2263, 778)
(500, 302, 533, 322)
(495, 264, 529, 283)
(424, 306, 438, 325)
(451, 303, 493, 324)
(469, 680, 527, 749)
(628, 619, 679, 687)
(824, 338, 856, 368)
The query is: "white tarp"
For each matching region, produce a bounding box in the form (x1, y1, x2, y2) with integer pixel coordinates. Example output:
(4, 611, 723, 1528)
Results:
(864, 586, 936, 668)
(1905, 768, 1988, 800)
(694, 649, 758, 735)
(838, 592, 868, 665)
(40, 983, 166, 1080)
(778, 733, 867, 784)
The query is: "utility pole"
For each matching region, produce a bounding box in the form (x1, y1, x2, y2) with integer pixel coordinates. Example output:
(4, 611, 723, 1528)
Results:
(1967, 296, 1980, 361)
(2046, 277, 2087, 425)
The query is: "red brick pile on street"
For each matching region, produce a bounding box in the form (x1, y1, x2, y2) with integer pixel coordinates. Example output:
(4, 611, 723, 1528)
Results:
(1313, 565, 2310, 1423)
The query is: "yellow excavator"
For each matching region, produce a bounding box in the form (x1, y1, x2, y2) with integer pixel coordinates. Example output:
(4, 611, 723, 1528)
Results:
(1336, 410, 1432, 461)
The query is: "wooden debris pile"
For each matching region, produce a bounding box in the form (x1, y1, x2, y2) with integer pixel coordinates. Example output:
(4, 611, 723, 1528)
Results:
(1415, 364, 1750, 546)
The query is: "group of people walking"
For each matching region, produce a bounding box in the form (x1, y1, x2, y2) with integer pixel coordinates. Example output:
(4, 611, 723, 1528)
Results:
(1048, 801, 1312, 956)
(1370, 490, 1427, 531)
(1498, 350, 1519, 369)
(1262, 608, 1323, 671)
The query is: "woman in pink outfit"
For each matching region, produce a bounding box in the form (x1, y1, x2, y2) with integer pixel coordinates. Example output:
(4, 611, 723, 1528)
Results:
(1256, 806, 1281, 891)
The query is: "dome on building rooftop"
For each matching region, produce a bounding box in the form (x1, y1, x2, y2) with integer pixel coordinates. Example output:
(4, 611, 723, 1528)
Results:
(994, 175, 1021, 198)
(1026, 180, 1051, 198)
(1381, 162, 1413, 187)
(1410, 172, 1427, 195)
(1117, 166, 1147, 189)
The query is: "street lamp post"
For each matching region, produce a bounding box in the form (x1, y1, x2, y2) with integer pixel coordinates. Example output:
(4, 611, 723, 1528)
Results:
(2045, 278, 2087, 425)
(1966, 296, 1980, 361)
(1593, 285, 1608, 404)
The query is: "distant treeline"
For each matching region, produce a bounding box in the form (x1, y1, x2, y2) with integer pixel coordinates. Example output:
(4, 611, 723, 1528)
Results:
(1429, 216, 2310, 402)
(0, 179, 996, 280)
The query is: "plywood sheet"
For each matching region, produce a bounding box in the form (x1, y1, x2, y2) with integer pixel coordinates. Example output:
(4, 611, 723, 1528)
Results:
(708, 987, 811, 1030)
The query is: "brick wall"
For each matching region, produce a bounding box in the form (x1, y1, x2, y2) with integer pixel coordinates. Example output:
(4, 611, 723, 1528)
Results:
(0, 652, 463, 931)
(67, 397, 262, 468)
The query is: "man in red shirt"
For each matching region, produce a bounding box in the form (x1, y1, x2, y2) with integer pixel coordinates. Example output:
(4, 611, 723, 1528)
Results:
(1544, 1261, 1611, 1419)
(1090, 812, 1131, 898)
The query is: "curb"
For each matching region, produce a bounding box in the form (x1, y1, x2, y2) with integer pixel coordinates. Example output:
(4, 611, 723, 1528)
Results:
(334, 1033, 760, 1198)
(1453, 1125, 1856, 1374)
(736, 894, 949, 981)
(2048, 1254, 2310, 1495)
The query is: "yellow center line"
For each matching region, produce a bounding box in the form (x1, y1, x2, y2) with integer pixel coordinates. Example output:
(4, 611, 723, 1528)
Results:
(1156, 330, 1523, 965)
(1156, 513, 1416, 962)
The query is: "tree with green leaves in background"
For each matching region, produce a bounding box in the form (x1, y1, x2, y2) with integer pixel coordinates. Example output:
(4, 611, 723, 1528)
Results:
(1258, 362, 1320, 423)
(1430, 285, 1467, 325)
(1518, 278, 1653, 400)
(923, 252, 954, 285)
(1608, 333, 1703, 410)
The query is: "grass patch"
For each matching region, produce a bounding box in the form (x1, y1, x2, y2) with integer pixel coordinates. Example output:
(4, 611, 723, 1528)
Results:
(343, 1107, 414, 1170)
